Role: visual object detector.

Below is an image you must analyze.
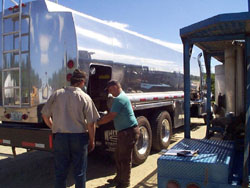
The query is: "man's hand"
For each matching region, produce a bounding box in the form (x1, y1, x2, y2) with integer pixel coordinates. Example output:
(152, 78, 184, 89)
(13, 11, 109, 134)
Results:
(42, 114, 53, 129)
(88, 141, 95, 153)
(87, 122, 96, 153)
(97, 112, 117, 126)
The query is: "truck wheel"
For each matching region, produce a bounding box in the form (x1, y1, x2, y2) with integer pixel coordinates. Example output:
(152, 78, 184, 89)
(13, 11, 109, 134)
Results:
(151, 111, 172, 151)
(132, 116, 152, 166)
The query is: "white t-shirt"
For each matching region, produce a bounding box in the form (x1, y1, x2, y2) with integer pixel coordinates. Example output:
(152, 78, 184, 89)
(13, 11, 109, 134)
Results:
(41, 86, 100, 133)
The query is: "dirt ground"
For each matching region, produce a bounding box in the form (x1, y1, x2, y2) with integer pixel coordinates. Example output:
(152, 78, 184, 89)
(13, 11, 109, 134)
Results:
(0, 118, 206, 188)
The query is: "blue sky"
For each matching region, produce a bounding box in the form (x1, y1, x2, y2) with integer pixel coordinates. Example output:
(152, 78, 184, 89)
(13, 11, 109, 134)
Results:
(60, 0, 248, 44)
(2, 0, 249, 74)
(49, 0, 249, 74)
(60, 0, 248, 75)
(4, 0, 247, 44)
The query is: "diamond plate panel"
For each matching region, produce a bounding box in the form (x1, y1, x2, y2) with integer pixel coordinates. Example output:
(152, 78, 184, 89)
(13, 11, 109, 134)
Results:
(158, 139, 235, 185)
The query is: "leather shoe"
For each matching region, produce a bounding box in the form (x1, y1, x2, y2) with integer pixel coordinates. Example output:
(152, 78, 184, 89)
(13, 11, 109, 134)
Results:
(116, 182, 130, 188)
(107, 178, 120, 184)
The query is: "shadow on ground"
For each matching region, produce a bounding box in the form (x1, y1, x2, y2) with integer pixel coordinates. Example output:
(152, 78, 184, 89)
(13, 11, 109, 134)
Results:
(0, 149, 116, 188)
(133, 169, 157, 188)
(0, 151, 54, 188)
(0, 119, 205, 188)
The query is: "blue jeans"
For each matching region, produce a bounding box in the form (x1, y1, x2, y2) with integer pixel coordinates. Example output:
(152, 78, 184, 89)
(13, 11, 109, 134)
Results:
(53, 133, 89, 188)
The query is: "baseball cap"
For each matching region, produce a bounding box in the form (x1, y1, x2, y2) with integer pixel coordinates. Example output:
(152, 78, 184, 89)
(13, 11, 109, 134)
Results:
(104, 80, 119, 91)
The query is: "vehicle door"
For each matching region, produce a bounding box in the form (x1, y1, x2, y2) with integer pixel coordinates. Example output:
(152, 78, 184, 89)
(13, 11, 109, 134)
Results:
(87, 64, 112, 111)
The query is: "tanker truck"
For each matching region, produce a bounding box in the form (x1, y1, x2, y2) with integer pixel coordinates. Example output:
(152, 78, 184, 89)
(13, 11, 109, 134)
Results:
(0, 0, 205, 165)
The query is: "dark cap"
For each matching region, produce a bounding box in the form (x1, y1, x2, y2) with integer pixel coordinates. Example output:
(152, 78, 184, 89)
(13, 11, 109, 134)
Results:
(71, 69, 86, 81)
(105, 80, 120, 91)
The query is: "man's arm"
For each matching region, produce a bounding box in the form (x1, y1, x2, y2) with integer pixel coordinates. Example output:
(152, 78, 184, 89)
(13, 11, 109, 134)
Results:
(42, 114, 53, 129)
(87, 122, 96, 152)
(97, 112, 117, 126)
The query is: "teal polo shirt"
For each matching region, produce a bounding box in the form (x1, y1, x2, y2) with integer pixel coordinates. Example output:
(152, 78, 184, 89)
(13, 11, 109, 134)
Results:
(110, 91, 138, 131)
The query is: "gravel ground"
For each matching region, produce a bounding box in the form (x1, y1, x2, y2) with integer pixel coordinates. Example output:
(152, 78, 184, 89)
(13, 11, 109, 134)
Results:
(0, 118, 206, 188)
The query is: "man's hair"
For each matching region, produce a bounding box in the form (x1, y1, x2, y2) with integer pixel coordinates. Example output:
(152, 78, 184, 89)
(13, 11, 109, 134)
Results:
(70, 69, 86, 85)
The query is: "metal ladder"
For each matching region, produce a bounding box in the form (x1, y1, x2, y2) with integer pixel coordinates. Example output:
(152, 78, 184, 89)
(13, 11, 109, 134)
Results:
(1, 0, 29, 107)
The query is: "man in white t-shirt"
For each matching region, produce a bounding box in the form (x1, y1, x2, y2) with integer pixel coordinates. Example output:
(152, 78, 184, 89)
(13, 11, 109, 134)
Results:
(42, 69, 100, 188)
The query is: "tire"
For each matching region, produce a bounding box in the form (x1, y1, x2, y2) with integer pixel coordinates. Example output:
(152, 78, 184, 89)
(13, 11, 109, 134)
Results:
(132, 116, 152, 166)
(151, 111, 172, 151)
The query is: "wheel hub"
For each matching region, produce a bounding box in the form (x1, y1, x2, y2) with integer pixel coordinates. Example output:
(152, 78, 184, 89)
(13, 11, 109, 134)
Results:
(136, 126, 149, 155)
(162, 119, 170, 143)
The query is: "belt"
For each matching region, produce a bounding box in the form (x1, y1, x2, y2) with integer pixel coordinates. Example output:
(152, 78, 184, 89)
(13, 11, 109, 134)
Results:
(119, 125, 138, 132)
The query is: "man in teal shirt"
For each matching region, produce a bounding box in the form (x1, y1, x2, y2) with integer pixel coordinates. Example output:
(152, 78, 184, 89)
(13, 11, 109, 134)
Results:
(97, 80, 139, 188)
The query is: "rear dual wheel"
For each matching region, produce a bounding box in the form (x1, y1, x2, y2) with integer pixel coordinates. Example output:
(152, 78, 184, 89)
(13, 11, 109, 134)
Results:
(151, 111, 172, 151)
(132, 111, 172, 165)
(132, 116, 152, 166)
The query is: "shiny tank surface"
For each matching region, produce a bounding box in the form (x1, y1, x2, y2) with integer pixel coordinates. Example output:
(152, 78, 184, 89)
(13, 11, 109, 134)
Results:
(0, 0, 184, 122)
(47, 0, 184, 92)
